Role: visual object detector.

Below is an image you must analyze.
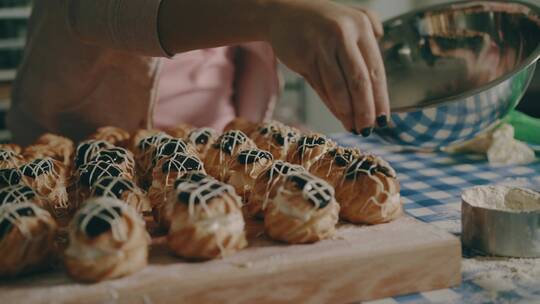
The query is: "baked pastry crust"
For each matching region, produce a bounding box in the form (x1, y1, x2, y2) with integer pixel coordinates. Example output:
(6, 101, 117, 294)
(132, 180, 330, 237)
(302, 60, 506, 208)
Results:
(163, 123, 195, 138)
(151, 138, 198, 169)
(88, 126, 131, 148)
(185, 127, 218, 158)
(90, 176, 151, 214)
(286, 134, 336, 169)
(64, 197, 149, 282)
(19, 158, 71, 225)
(250, 121, 299, 160)
(204, 130, 256, 180)
(148, 152, 206, 228)
(0, 202, 57, 277)
(24, 133, 75, 167)
(264, 171, 339, 244)
(0, 144, 22, 154)
(0, 149, 25, 169)
(246, 161, 304, 219)
(166, 178, 247, 259)
(132, 132, 173, 188)
(335, 155, 402, 224)
(72, 160, 127, 209)
(224, 148, 273, 200)
(73, 140, 115, 171)
(223, 117, 258, 136)
(130, 129, 162, 152)
(92, 147, 136, 180)
(309, 147, 362, 187)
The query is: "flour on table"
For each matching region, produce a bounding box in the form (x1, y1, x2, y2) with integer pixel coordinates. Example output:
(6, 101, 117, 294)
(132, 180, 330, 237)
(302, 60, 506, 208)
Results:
(462, 186, 540, 213)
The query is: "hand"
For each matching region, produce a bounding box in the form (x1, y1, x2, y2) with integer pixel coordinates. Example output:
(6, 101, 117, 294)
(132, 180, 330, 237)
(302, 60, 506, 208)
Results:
(267, 0, 389, 135)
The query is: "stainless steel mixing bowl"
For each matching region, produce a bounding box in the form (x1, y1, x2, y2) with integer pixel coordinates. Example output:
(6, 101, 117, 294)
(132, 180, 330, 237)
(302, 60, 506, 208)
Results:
(376, 0, 540, 150)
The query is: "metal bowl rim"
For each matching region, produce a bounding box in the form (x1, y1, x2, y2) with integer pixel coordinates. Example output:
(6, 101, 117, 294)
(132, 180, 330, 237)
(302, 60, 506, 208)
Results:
(384, 0, 540, 113)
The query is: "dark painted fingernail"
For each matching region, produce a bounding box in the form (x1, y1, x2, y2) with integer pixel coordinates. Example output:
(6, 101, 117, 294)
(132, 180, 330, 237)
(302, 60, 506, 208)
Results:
(377, 115, 388, 128)
(351, 129, 359, 135)
(360, 127, 373, 137)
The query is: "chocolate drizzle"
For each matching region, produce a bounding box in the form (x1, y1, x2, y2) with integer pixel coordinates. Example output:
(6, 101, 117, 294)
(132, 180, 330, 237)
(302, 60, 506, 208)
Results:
(174, 172, 210, 189)
(95, 147, 130, 165)
(0, 169, 21, 186)
(161, 153, 203, 174)
(237, 149, 273, 165)
(287, 172, 334, 209)
(177, 179, 233, 205)
(189, 128, 216, 146)
(215, 131, 248, 155)
(0, 205, 36, 239)
(20, 158, 54, 178)
(345, 156, 395, 180)
(296, 136, 327, 154)
(0, 184, 36, 206)
(74, 140, 113, 168)
(138, 132, 172, 151)
(80, 206, 122, 238)
(266, 161, 303, 178)
(0, 149, 16, 162)
(329, 148, 358, 167)
(78, 161, 123, 187)
(92, 176, 135, 199)
(153, 139, 190, 165)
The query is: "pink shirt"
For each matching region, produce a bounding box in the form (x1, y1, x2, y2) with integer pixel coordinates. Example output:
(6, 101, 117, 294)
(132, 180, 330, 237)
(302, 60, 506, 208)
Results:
(154, 47, 236, 131)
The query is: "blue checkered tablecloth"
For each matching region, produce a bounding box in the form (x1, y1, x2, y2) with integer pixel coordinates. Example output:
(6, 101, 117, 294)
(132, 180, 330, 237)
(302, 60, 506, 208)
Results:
(330, 133, 540, 304)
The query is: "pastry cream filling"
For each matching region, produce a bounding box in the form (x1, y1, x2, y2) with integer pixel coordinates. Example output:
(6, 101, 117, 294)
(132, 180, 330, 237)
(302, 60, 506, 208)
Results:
(273, 192, 313, 222)
(177, 212, 245, 235)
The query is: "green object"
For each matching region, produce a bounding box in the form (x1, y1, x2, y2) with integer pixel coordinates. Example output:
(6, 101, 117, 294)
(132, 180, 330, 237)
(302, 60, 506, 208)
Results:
(505, 110, 540, 145)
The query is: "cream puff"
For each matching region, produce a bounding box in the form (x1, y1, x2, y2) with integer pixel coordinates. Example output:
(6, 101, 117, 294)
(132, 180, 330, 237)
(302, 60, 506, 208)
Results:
(250, 121, 299, 160)
(0, 202, 57, 277)
(246, 161, 305, 219)
(73, 160, 127, 208)
(309, 147, 362, 187)
(264, 171, 339, 244)
(64, 197, 149, 282)
(25, 133, 74, 167)
(148, 152, 206, 228)
(0, 149, 25, 170)
(90, 176, 151, 214)
(166, 178, 247, 259)
(185, 127, 218, 158)
(204, 130, 256, 180)
(335, 155, 401, 224)
(151, 138, 198, 168)
(73, 139, 115, 170)
(88, 126, 131, 148)
(286, 134, 336, 169)
(0, 184, 47, 208)
(224, 148, 273, 199)
(223, 117, 258, 136)
(93, 147, 136, 179)
(132, 132, 173, 188)
(163, 123, 195, 138)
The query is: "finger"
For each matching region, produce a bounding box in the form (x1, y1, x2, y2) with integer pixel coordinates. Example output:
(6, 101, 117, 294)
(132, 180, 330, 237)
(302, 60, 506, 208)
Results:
(337, 42, 376, 135)
(318, 54, 355, 131)
(349, 6, 384, 38)
(356, 14, 390, 127)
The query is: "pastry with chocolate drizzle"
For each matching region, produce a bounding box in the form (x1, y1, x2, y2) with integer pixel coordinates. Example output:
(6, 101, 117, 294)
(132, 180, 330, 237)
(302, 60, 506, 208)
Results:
(19, 158, 71, 224)
(165, 178, 247, 259)
(148, 152, 206, 228)
(88, 126, 131, 148)
(224, 148, 274, 200)
(335, 154, 401, 224)
(0, 184, 47, 208)
(264, 171, 339, 244)
(185, 127, 218, 158)
(0, 144, 22, 155)
(72, 160, 127, 208)
(204, 130, 256, 180)
(24, 133, 74, 168)
(151, 138, 197, 167)
(64, 197, 149, 282)
(132, 132, 173, 188)
(223, 117, 258, 136)
(309, 147, 362, 187)
(0, 201, 57, 277)
(246, 161, 305, 219)
(0, 148, 25, 170)
(93, 147, 136, 179)
(250, 120, 299, 160)
(73, 139, 115, 170)
(90, 176, 151, 214)
(163, 122, 194, 138)
(286, 133, 336, 169)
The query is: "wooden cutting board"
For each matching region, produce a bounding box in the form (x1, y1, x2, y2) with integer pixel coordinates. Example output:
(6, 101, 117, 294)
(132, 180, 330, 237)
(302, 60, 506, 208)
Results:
(0, 216, 461, 304)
